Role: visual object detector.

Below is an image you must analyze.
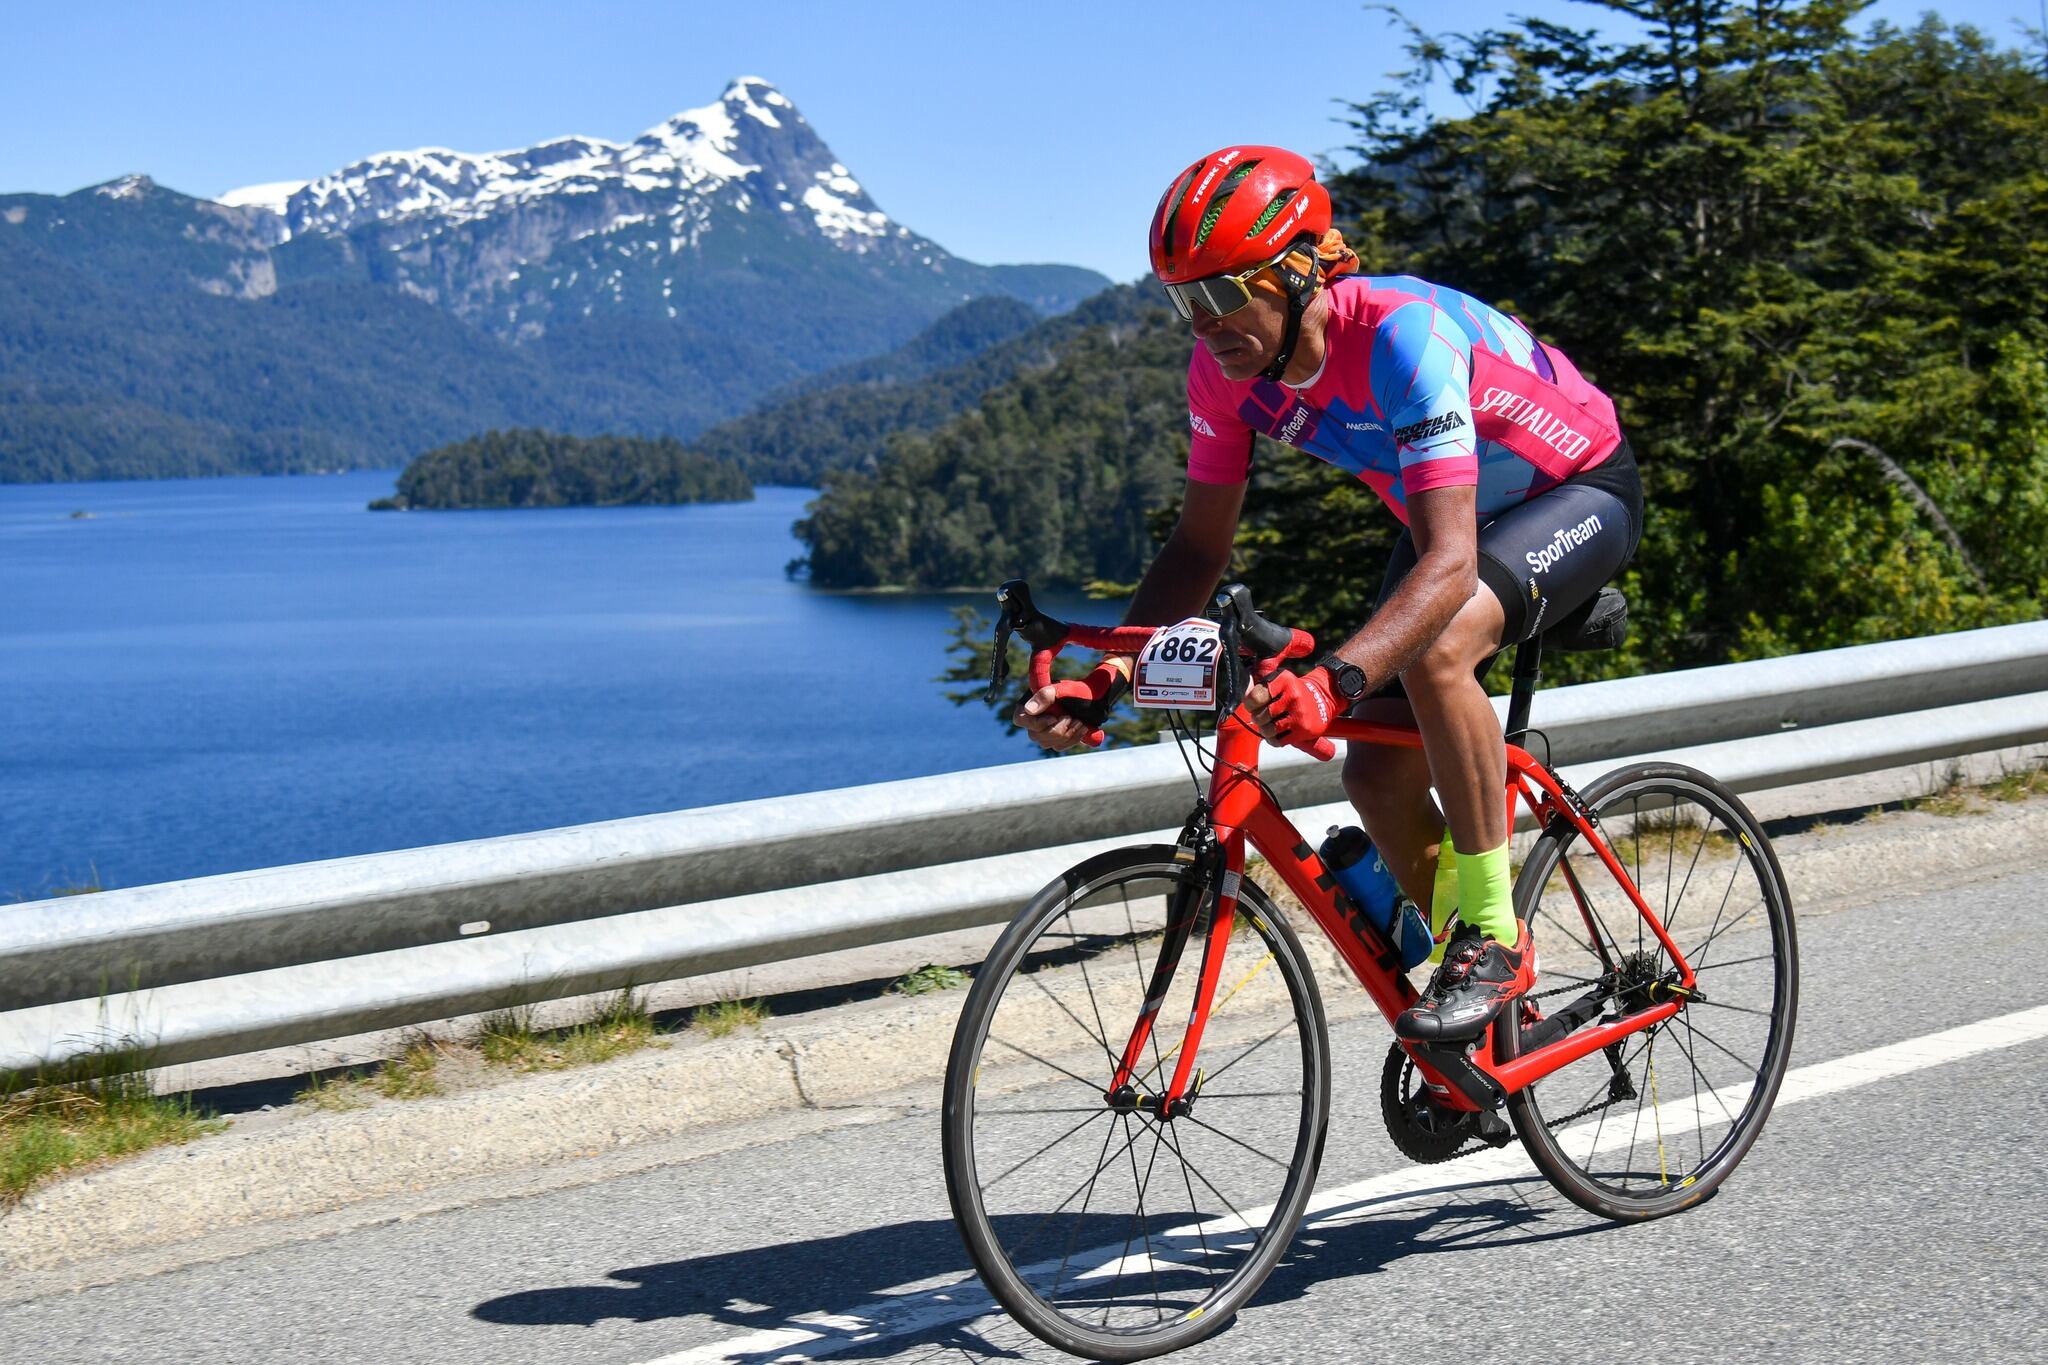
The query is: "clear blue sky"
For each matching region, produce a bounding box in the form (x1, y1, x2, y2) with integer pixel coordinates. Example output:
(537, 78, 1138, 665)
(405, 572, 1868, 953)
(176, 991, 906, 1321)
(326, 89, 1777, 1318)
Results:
(3, 1, 2040, 281)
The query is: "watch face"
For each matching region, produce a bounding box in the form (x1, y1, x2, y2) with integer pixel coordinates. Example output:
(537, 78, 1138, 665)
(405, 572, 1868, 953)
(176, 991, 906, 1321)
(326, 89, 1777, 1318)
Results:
(1329, 662, 1366, 699)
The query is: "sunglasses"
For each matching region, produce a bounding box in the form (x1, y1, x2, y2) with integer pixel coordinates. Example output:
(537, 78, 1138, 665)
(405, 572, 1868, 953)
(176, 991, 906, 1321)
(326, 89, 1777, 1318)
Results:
(1162, 261, 1272, 322)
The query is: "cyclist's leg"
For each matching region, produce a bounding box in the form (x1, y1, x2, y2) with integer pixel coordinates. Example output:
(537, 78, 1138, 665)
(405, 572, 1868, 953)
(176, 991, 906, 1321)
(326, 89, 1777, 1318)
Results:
(1341, 532, 1446, 908)
(1343, 736, 1440, 906)
(1422, 475, 1639, 909)
(1394, 474, 1641, 1038)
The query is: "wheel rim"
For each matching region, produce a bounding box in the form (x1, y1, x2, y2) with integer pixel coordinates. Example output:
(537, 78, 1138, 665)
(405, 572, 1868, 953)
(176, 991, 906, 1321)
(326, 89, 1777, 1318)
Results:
(1514, 777, 1795, 1203)
(954, 859, 1324, 1339)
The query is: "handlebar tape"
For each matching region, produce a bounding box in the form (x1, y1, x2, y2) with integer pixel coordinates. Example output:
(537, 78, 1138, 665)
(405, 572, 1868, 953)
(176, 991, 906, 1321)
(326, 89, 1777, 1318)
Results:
(1048, 661, 1129, 748)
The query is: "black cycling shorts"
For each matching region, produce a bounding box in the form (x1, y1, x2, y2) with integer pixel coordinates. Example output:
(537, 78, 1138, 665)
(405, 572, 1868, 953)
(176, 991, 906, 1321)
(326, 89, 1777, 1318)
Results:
(1372, 437, 1643, 685)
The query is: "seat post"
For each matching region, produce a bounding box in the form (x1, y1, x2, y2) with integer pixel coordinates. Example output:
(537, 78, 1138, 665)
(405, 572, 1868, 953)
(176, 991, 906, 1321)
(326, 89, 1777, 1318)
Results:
(1504, 633, 1543, 745)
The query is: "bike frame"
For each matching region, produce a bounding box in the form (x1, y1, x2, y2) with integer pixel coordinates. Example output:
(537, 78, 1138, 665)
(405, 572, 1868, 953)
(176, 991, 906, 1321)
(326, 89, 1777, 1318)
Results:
(1104, 705, 1699, 1117)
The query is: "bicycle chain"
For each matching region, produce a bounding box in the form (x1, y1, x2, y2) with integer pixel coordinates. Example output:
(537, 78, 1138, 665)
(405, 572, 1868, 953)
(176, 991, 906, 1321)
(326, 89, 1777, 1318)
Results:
(1411, 976, 1639, 1162)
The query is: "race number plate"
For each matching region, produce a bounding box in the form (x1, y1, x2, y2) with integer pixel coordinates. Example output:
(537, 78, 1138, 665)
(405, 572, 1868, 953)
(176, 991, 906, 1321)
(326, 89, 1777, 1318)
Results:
(1133, 617, 1222, 710)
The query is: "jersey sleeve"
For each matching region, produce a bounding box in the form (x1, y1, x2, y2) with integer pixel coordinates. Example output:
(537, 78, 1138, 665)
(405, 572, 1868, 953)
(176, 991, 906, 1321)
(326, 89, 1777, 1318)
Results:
(1371, 299, 1477, 495)
(1185, 349, 1256, 485)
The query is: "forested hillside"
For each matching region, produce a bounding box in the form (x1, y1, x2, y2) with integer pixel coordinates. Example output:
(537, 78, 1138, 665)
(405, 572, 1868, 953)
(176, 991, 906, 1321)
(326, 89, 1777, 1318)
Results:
(692, 285, 1164, 485)
(796, 4, 2048, 688)
(379, 430, 752, 510)
(789, 289, 1185, 586)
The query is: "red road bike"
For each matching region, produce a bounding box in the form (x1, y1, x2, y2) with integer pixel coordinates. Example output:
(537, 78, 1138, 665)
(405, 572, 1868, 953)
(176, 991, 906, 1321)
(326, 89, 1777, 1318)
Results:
(942, 581, 1798, 1360)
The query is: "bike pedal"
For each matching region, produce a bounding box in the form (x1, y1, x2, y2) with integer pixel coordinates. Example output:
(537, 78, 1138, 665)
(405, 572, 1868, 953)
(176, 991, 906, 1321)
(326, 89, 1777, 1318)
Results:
(1475, 1109, 1514, 1147)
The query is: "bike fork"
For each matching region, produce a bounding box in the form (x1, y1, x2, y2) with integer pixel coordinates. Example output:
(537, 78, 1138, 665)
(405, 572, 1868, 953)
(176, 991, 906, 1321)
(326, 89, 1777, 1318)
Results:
(1107, 825, 1240, 1109)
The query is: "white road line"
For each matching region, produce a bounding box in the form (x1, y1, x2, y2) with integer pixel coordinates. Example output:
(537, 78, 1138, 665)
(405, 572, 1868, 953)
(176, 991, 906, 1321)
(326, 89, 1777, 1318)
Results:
(634, 1003, 2048, 1365)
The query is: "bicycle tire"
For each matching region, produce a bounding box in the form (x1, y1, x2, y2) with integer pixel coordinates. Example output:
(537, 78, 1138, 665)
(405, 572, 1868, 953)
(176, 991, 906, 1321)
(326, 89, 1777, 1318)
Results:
(943, 844, 1331, 1361)
(1503, 761, 1797, 1220)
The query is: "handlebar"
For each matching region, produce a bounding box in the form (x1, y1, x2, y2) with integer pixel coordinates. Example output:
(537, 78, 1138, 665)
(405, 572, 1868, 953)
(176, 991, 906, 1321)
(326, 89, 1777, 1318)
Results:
(987, 578, 1321, 750)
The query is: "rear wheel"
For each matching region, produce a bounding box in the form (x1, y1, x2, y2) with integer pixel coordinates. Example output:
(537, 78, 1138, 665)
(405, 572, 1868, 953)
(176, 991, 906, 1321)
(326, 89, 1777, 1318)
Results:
(942, 845, 1331, 1360)
(1504, 762, 1797, 1220)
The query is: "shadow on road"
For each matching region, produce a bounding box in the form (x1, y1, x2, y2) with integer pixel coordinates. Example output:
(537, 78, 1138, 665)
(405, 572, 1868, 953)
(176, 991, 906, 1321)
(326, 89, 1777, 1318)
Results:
(471, 1170, 1609, 1360)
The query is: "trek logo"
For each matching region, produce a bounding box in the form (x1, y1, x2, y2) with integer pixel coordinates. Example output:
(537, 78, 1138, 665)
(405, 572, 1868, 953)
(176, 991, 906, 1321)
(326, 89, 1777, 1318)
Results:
(1392, 411, 1468, 446)
(1475, 387, 1595, 460)
(1190, 413, 1218, 438)
(1525, 514, 1604, 574)
(1191, 149, 1243, 206)
(1256, 191, 1313, 250)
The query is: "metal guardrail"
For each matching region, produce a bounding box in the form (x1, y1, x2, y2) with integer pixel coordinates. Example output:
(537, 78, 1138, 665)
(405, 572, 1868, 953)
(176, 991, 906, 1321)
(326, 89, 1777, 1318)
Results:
(4, 621, 2045, 1076)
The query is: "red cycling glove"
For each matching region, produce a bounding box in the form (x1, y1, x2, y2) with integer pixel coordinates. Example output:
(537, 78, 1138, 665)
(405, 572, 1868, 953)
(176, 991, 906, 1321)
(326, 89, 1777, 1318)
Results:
(1262, 666, 1342, 758)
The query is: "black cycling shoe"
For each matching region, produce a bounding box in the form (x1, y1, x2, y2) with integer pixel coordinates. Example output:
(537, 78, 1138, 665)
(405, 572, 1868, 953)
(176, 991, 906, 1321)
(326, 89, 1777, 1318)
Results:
(1395, 919, 1535, 1043)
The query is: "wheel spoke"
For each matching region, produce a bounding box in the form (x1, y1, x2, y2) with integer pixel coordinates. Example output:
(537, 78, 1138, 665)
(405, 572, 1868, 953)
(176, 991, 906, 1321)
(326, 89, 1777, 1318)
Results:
(1161, 1117, 1216, 1279)
(1683, 854, 1752, 971)
(1047, 1113, 1124, 1305)
(1681, 1012, 1768, 1076)
(1686, 996, 1776, 1019)
(987, 1034, 1106, 1094)
(980, 1108, 1109, 1195)
(1181, 1113, 1290, 1170)
(1020, 958, 1118, 1072)
(1669, 1016, 1741, 1131)
(1123, 883, 1171, 1084)
(1066, 908, 1121, 1071)
(1504, 776, 1791, 1213)
(1693, 951, 1776, 973)
(952, 852, 1329, 1348)
(1160, 1120, 1256, 1240)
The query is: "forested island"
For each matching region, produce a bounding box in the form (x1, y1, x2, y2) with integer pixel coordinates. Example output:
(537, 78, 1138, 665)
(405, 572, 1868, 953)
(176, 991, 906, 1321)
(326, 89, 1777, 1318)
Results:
(372, 429, 753, 510)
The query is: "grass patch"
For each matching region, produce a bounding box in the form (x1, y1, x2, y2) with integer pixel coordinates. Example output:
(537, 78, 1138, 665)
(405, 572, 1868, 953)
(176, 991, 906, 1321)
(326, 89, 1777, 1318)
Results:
(692, 997, 770, 1038)
(293, 1035, 445, 1110)
(10, 863, 104, 902)
(1904, 762, 1981, 818)
(296, 1070, 372, 1112)
(889, 963, 969, 997)
(374, 1039, 444, 1099)
(479, 991, 657, 1072)
(1987, 758, 2048, 804)
(1, 1050, 223, 1205)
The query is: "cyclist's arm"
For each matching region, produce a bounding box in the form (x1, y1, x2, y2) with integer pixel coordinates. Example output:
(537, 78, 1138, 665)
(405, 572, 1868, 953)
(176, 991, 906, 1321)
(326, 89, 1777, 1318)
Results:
(1122, 477, 1245, 628)
(1016, 477, 1244, 750)
(1324, 483, 1478, 689)
(1326, 297, 1482, 687)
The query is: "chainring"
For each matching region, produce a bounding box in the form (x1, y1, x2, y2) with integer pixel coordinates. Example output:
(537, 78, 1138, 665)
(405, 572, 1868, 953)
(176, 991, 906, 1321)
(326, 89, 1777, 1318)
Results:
(1379, 1040, 1478, 1164)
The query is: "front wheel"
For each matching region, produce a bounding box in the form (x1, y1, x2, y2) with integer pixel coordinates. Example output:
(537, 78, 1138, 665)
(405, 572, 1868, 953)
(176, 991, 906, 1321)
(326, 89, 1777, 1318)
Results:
(942, 845, 1331, 1361)
(1504, 762, 1798, 1221)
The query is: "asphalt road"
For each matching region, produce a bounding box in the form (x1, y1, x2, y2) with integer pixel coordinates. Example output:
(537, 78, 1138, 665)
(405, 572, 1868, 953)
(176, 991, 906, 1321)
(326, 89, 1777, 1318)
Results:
(5, 865, 2044, 1364)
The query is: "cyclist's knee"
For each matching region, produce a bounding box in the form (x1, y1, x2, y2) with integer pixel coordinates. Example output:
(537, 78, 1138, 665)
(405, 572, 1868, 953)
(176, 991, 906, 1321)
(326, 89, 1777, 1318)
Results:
(1342, 741, 1423, 809)
(1403, 594, 1506, 693)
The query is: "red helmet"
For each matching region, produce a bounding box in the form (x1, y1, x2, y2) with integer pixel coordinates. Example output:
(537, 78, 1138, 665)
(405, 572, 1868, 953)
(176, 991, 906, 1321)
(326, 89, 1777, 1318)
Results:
(1149, 145, 1331, 284)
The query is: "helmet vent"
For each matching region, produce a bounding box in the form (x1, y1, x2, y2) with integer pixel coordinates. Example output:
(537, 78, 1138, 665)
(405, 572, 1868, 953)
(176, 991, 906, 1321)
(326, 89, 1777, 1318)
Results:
(1246, 188, 1297, 237)
(1159, 162, 1203, 258)
(1192, 159, 1263, 250)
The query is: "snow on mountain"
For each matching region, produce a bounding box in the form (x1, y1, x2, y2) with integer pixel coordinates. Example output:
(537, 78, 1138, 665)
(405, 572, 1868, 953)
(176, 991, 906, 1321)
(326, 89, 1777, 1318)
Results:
(216, 179, 310, 213)
(221, 77, 905, 253)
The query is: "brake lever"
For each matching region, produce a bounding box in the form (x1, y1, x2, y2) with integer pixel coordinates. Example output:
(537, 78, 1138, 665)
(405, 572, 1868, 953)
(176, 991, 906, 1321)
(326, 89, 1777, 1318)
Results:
(986, 608, 1015, 703)
(1214, 611, 1248, 716)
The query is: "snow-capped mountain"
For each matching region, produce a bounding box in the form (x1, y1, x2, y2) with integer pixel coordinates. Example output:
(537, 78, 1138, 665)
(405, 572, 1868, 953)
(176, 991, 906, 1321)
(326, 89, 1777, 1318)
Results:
(0, 78, 1106, 482)
(213, 77, 1082, 336)
(245, 79, 882, 243)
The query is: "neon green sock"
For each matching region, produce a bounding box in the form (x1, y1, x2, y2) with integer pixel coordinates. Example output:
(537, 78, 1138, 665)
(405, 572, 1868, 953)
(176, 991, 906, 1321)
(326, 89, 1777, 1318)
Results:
(1455, 839, 1518, 947)
(1429, 829, 1460, 965)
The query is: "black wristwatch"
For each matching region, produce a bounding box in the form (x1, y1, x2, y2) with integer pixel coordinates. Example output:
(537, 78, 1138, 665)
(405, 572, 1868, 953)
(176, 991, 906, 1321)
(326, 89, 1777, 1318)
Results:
(1317, 655, 1369, 702)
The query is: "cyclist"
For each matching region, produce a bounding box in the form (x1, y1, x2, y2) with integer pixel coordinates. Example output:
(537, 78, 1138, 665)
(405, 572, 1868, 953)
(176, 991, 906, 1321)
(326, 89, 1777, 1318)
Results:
(1017, 145, 1643, 1043)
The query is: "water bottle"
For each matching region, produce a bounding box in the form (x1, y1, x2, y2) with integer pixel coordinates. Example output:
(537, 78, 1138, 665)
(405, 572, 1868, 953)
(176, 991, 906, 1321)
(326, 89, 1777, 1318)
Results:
(1318, 826, 1435, 970)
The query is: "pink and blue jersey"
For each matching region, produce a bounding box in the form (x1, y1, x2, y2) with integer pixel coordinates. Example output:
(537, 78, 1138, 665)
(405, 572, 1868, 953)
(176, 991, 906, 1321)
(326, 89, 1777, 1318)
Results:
(1186, 275, 1622, 523)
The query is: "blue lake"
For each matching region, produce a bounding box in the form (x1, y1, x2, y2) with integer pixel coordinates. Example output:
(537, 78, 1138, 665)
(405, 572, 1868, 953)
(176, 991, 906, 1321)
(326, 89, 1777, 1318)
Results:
(1, 473, 1109, 897)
